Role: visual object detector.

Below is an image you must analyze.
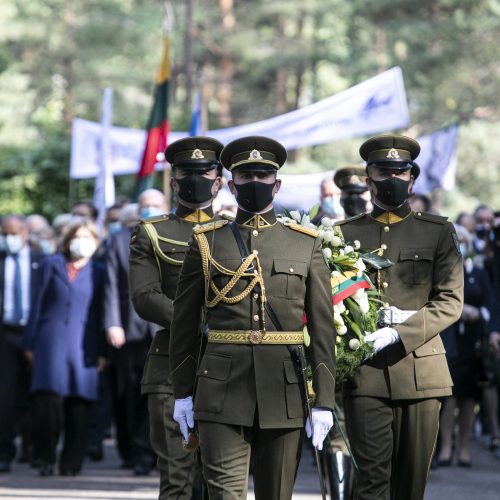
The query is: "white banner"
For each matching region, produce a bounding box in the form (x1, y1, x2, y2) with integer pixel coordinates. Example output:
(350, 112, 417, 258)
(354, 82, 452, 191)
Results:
(70, 67, 409, 179)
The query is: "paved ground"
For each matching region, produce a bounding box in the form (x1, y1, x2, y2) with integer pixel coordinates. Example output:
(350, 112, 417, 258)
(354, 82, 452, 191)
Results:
(0, 435, 498, 499)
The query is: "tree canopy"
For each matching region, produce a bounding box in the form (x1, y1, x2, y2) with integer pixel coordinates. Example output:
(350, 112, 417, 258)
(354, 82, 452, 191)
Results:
(0, 0, 499, 219)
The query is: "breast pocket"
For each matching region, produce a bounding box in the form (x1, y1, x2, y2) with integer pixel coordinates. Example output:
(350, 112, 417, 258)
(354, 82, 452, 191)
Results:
(399, 248, 433, 285)
(210, 259, 246, 298)
(272, 259, 308, 299)
(194, 354, 232, 414)
(157, 242, 188, 274)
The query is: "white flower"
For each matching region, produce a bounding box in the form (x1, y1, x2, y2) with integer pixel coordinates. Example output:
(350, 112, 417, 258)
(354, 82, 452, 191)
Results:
(359, 297, 370, 314)
(344, 245, 354, 254)
(322, 247, 332, 260)
(334, 312, 344, 325)
(354, 258, 366, 272)
(331, 236, 342, 247)
(354, 240, 361, 250)
(321, 217, 333, 227)
(331, 270, 341, 278)
(301, 214, 311, 226)
(349, 338, 361, 350)
(338, 248, 345, 255)
(318, 229, 325, 240)
(334, 301, 346, 314)
(338, 325, 348, 335)
(290, 211, 301, 222)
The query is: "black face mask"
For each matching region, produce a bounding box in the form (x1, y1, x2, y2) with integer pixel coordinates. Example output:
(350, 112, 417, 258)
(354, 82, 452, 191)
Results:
(176, 175, 215, 204)
(234, 181, 276, 213)
(372, 177, 411, 207)
(342, 195, 367, 217)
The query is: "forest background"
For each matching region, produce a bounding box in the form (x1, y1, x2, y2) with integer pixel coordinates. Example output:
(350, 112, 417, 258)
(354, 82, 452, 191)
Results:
(0, 0, 499, 220)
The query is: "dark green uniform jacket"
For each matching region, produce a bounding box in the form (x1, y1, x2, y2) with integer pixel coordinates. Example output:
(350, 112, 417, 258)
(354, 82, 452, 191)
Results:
(129, 205, 219, 395)
(337, 203, 464, 400)
(170, 208, 336, 429)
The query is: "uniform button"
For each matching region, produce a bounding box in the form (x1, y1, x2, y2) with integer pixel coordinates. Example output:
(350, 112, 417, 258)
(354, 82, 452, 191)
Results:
(172, 248, 176, 252)
(252, 230, 258, 236)
(289, 267, 294, 273)
(155, 348, 159, 353)
(381, 244, 387, 250)
(253, 314, 259, 322)
(203, 369, 208, 375)
(432, 348, 436, 353)
(417, 212, 422, 216)
(384, 226, 390, 233)
(415, 254, 419, 259)
(382, 282, 389, 288)
(253, 293, 259, 299)
(253, 249, 259, 255)
(254, 269, 259, 274)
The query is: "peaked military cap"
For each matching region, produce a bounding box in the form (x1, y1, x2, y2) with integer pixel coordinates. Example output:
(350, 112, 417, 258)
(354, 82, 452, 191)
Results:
(334, 166, 368, 194)
(220, 136, 287, 172)
(165, 136, 224, 169)
(360, 134, 421, 179)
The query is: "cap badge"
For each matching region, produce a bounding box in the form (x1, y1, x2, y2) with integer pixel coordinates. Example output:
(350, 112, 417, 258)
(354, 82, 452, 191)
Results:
(351, 175, 361, 184)
(191, 149, 205, 159)
(386, 148, 400, 159)
(249, 149, 263, 160)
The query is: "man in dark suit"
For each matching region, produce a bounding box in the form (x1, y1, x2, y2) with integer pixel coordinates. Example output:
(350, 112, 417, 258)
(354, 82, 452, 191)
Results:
(104, 200, 160, 475)
(0, 214, 42, 472)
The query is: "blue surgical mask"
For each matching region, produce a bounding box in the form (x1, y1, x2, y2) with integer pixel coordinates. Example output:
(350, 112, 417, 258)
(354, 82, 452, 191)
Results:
(140, 207, 164, 219)
(5, 235, 23, 254)
(322, 196, 344, 217)
(39, 239, 55, 255)
(459, 243, 468, 259)
(107, 221, 122, 236)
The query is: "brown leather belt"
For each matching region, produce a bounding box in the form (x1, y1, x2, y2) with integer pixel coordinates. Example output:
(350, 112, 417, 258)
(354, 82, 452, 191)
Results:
(207, 330, 304, 345)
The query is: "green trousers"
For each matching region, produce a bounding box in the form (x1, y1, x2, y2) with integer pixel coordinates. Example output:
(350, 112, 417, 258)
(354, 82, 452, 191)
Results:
(148, 393, 199, 500)
(344, 396, 440, 500)
(198, 420, 304, 500)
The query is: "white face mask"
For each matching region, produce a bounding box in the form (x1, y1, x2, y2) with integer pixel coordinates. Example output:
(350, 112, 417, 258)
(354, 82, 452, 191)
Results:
(69, 237, 96, 259)
(5, 235, 24, 254)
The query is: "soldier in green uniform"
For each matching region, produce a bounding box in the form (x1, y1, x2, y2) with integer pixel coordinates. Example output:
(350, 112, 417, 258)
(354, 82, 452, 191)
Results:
(128, 136, 225, 500)
(336, 134, 464, 500)
(333, 165, 370, 217)
(170, 136, 336, 500)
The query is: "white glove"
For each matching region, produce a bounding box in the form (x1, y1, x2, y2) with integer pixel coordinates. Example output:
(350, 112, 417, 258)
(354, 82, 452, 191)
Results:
(365, 327, 400, 354)
(173, 396, 194, 441)
(305, 408, 334, 451)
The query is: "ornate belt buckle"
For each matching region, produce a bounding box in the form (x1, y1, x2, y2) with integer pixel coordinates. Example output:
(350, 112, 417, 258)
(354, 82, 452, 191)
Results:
(249, 330, 264, 344)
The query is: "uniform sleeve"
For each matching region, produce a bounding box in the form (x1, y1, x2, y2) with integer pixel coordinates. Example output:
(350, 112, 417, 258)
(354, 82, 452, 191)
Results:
(396, 221, 464, 354)
(304, 237, 336, 410)
(169, 236, 205, 399)
(128, 223, 173, 328)
(103, 234, 122, 329)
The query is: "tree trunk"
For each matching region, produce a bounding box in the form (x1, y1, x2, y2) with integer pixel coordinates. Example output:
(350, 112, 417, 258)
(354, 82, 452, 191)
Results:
(217, 0, 235, 126)
(183, 0, 194, 108)
(62, 0, 75, 129)
(275, 15, 288, 114)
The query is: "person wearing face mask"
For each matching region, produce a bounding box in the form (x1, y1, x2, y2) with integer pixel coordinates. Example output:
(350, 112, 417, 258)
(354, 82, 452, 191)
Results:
(129, 137, 225, 499)
(333, 165, 371, 218)
(336, 135, 464, 500)
(23, 219, 106, 477)
(312, 177, 344, 224)
(170, 136, 335, 500)
(0, 215, 44, 472)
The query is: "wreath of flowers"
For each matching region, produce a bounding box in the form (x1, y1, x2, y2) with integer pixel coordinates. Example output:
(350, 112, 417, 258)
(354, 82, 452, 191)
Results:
(280, 206, 392, 385)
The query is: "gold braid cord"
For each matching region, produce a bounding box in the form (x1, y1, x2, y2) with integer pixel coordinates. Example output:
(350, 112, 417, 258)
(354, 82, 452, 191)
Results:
(143, 222, 188, 266)
(195, 232, 267, 309)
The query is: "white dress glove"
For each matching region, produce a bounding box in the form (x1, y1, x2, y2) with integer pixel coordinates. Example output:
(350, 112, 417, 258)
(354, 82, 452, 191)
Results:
(365, 327, 400, 354)
(173, 396, 194, 441)
(305, 408, 334, 451)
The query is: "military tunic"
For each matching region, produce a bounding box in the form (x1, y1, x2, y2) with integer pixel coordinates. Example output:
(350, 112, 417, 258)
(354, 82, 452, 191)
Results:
(336, 202, 464, 500)
(129, 204, 219, 500)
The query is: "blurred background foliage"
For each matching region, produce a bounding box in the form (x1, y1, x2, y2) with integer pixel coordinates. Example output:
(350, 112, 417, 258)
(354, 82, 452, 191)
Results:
(0, 0, 499, 219)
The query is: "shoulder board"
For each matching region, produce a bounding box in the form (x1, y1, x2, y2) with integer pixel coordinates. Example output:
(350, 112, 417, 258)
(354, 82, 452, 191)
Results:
(282, 221, 319, 238)
(193, 219, 229, 234)
(334, 212, 367, 226)
(140, 214, 169, 224)
(413, 212, 448, 225)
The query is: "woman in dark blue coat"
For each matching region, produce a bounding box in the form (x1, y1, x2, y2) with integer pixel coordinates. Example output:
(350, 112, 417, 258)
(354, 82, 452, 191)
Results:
(23, 219, 105, 476)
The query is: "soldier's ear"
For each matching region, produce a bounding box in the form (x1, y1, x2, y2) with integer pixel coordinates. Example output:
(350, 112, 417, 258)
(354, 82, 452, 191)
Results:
(228, 179, 237, 195)
(170, 177, 178, 194)
(273, 179, 282, 195)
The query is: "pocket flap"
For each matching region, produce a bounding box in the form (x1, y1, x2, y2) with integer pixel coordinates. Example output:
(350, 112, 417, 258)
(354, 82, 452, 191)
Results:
(400, 248, 433, 262)
(158, 241, 188, 255)
(284, 359, 300, 383)
(197, 354, 231, 381)
(414, 337, 446, 357)
(273, 259, 308, 277)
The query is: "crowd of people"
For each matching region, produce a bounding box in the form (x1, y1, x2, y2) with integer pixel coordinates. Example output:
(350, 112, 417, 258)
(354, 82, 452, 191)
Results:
(0, 134, 499, 500)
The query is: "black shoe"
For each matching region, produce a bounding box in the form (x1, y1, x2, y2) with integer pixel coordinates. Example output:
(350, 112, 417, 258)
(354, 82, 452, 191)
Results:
(0, 461, 10, 473)
(120, 459, 135, 469)
(437, 457, 452, 467)
(133, 462, 153, 476)
(458, 459, 472, 468)
(60, 467, 79, 476)
(86, 445, 103, 462)
(39, 463, 54, 477)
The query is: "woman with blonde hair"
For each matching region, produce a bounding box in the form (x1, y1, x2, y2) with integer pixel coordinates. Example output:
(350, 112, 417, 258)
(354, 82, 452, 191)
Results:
(23, 218, 106, 476)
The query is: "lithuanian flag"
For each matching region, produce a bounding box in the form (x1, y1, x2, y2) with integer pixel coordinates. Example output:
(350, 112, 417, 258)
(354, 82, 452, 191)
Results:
(331, 270, 370, 305)
(135, 35, 170, 196)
